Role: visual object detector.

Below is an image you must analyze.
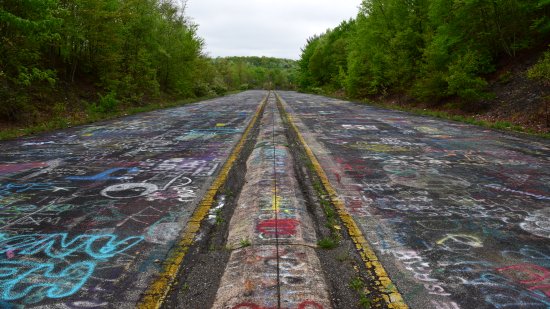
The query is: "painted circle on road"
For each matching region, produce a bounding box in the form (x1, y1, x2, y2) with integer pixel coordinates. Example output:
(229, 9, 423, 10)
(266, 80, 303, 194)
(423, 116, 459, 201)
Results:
(101, 183, 158, 199)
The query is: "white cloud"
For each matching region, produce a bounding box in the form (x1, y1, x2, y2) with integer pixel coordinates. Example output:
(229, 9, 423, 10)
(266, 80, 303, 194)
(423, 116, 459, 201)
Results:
(186, 0, 361, 59)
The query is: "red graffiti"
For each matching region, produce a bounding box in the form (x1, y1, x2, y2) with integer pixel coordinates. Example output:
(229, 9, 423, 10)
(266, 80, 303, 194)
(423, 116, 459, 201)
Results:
(344, 196, 368, 217)
(334, 172, 341, 184)
(497, 264, 550, 284)
(257, 219, 299, 237)
(232, 300, 323, 309)
(497, 264, 550, 296)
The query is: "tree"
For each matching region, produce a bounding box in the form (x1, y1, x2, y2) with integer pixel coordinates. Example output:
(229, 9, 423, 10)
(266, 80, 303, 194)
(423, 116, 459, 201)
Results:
(0, 0, 61, 121)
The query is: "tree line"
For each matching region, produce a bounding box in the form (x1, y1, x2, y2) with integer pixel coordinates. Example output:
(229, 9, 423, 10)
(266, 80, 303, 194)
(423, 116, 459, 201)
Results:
(298, 0, 550, 107)
(197, 56, 297, 96)
(0, 0, 296, 124)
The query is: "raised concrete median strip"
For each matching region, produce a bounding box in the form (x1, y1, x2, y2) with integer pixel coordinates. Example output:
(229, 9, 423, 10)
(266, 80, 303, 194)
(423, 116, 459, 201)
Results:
(212, 93, 332, 308)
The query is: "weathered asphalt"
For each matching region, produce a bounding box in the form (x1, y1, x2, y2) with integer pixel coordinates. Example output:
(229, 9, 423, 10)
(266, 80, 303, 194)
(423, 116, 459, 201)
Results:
(277, 91, 550, 309)
(0, 91, 266, 308)
(3, 89, 550, 309)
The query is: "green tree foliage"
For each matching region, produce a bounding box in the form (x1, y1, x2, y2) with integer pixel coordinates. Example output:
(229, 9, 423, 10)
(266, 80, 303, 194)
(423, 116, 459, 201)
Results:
(1, 0, 296, 124)
(298, 20, 355, 93)
(528, 45, 550, 85)
(1, 0, 300, 124)
(0, 0, 61, 120)
(211, 56, 297, 91)
(55, 0, 203, 101)
(298, 0, 550, 105)
(1, 0, 206, 122)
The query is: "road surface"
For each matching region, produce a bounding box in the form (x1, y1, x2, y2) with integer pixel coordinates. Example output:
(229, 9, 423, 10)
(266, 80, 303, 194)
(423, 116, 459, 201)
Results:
(1, 90, 550, 309)
(0, 91, 265, 308)
(278, 91, 550, 309)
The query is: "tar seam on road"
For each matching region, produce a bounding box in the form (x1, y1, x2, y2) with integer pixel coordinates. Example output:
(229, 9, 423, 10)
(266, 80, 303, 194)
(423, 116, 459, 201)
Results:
(137, 94, 269, 309)
(270, 91, 282, 309)
(275, 92, 409, 309)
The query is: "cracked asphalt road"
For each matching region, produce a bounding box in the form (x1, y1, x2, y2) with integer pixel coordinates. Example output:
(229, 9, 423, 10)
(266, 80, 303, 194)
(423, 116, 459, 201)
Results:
(2, 90, 550, 309)
(0, 91, 265, 308)
(277, 91, 550, 309)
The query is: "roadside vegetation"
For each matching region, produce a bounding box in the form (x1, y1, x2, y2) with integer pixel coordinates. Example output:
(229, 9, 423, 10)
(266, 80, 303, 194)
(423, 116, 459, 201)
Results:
(0, 1, 296, 139)
(297, 0, 550, 134)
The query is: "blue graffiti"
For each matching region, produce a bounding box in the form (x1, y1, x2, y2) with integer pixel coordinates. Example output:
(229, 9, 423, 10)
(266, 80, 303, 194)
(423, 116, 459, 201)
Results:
(0, 300, 16, 308)
(0, 233, 144, 259)
(66, 167, 139, 181)
(0, 260, 94, 301)
(0, 183, 53, 198)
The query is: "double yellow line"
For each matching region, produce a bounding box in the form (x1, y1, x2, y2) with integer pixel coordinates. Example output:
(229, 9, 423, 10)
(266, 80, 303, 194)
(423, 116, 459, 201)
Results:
(275, 93, 408, 309)
(138, 94, 268, 309)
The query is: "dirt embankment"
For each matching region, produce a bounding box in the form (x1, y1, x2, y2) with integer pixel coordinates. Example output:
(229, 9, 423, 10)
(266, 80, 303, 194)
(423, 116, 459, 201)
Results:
(479, 47, 549, 133)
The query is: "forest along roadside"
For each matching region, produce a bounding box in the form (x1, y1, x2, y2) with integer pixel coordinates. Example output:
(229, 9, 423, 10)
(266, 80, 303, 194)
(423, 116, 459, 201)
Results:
(168, 93, 379, 308)
(0, 91, 266, 308)
(277, 91, 550, 309)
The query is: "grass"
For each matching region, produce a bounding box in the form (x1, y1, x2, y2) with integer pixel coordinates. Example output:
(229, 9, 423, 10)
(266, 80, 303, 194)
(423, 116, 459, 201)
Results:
(182, 283, 190, 292)
(0, 91, 242, 141)
(350, 277, 364, 290)
(302, 90, 550, 139)
(239, 238, 251, 247)
(311, 177, 342, 247)
(360, 99, 550, 139)
(349, 277, 372, 309)
(214, 208, 224, 226)
(317, 237, 339, 249)
(220, 188, 234, 198)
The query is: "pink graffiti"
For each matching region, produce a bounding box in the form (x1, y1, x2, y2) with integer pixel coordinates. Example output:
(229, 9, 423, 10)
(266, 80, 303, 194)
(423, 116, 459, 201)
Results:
(6, 250, 15, 259)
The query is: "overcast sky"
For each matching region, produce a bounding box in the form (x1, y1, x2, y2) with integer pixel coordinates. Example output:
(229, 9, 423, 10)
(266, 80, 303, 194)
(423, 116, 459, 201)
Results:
(186, 0, 361, 60)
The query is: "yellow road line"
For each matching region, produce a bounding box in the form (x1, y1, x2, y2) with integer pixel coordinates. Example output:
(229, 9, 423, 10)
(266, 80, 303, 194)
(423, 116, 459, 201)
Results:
(275, 93, 408, 309)
(138, 94, 268, 309)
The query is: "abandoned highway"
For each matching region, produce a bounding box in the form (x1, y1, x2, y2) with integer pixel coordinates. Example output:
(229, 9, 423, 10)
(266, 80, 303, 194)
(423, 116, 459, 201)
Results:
(0, 91, 549, 308)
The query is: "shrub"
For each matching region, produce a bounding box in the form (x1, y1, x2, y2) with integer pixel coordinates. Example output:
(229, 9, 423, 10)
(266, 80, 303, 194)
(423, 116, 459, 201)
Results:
(89, 91, 119, 114)
(445, 51, 491, 102)
(528, 47, 550, 85)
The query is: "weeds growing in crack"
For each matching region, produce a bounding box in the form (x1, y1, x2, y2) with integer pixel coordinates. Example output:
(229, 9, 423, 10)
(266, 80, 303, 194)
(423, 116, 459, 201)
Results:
(182, 283, 190, 292)
(317, 237, 339, 249)
(311, 179, 342, 246)
(350, 277, 372, 308)
(214, 209, 224, 226)
(239, 238, 251, 247)
(220, 188, 234, 198)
